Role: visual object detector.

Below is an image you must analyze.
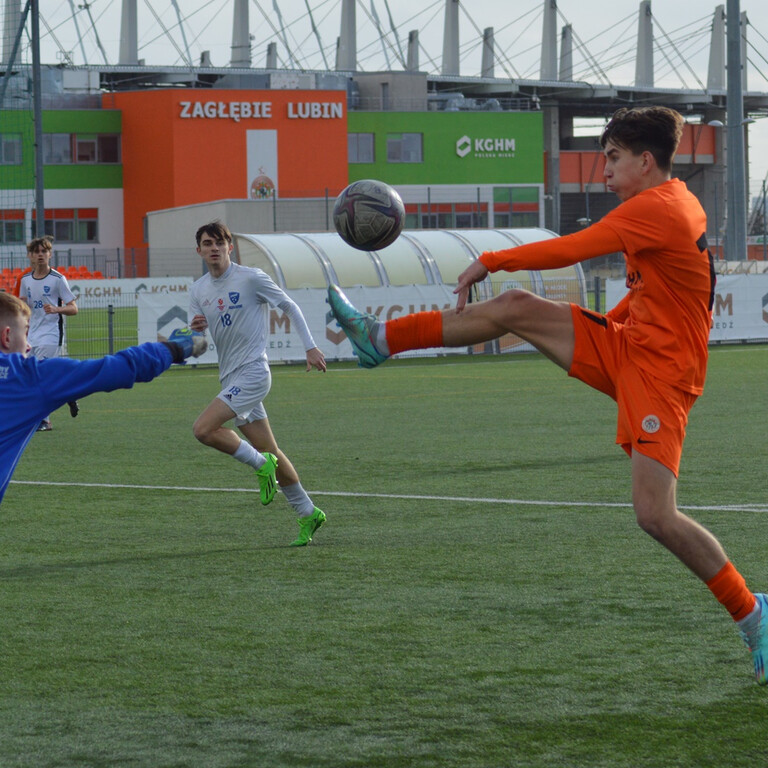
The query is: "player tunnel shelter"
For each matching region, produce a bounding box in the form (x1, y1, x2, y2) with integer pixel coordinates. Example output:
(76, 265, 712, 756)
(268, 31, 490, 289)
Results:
(232, 228, 588, 306)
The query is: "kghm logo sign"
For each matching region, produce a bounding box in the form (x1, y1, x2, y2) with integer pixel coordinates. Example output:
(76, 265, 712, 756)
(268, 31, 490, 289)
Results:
(456, 136, 472, 158)
(456, 135, 516, 159)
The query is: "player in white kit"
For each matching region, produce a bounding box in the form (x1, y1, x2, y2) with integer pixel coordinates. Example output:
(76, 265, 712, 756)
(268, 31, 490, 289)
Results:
(17, 236, 79, 431)
(188, 221, 328, 547)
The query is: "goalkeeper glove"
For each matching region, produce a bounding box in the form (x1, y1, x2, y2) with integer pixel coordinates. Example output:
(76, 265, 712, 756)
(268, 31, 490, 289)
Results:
(164, 327, 207, 363)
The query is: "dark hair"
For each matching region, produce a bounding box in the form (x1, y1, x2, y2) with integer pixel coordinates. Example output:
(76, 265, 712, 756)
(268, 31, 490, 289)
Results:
(26, 235, 54, 254)
(195, 220, 233, 247)
(600, 106, 684, 172)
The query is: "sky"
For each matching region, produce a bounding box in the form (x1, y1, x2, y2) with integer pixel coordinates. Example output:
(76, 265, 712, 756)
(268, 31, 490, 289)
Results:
(14, 0, 768, 202)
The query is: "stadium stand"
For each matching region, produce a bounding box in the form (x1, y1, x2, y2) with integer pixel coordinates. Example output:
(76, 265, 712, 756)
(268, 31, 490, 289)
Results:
(0, 265, 106, 292)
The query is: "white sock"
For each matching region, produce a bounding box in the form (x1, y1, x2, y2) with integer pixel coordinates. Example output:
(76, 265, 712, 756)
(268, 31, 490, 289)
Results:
(281, 482, 315, 517)
(232, 439, 266, 469)
(737, 598, 761, 630)
(374, 322, 390, 354)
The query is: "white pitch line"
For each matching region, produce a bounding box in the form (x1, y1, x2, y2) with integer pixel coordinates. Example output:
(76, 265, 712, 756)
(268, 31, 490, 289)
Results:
(9, 480, 768, 513)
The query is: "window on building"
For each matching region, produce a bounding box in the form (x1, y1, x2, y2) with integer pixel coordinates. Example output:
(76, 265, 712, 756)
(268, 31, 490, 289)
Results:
(35, 208, 99, 243)
(387, 133, 422, 163)
(44, 133, 120, 164)
(455, 211, 488, 228)
(76, 213, 99, 242)
(0, 134, 22, 165)
(76, 135, 98, 163)
(97, 134, 120, 163)
(43, 134, 73, 164)
(0, 210, 24, 243)
(348, 133, 374, 163)
(493, 186, 540, 227)
(407, 200, 493, 229)
(419, 212, 452, 228)
(47, 218, 74, 242)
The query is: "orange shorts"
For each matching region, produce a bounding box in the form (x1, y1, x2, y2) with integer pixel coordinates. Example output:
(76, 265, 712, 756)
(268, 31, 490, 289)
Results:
(567, 305, 697, 477)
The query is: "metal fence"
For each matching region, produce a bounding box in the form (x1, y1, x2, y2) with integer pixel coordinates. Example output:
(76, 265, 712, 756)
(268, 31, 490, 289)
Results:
(0, 248, 148, 278)
(64, 294, 139, 359)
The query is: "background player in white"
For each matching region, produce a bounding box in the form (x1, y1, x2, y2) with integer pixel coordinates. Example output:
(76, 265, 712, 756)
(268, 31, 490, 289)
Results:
(17, 236, 79, 430)
(188, 221, 328, 547)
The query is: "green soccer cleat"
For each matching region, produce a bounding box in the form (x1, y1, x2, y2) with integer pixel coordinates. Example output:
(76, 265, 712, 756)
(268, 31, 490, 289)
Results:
(255, 452, 278, 506)
(327, 284, 388, 369)
(739, 592, 768, 685)
(290, 507, 326, 547)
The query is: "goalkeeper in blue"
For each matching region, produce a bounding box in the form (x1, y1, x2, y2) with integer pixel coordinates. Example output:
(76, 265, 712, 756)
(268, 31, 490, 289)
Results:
(188, 221, 327, 547)
(0, 291, 206, 505)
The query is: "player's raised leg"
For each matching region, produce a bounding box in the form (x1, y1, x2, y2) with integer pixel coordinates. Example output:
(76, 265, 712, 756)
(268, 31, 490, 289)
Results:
(326, 285, 387, 368)
(327, 283, 576, 371)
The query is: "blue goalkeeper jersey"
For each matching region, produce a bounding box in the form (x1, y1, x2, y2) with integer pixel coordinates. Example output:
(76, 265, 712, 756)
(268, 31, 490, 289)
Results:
(0, 342, 173, 504)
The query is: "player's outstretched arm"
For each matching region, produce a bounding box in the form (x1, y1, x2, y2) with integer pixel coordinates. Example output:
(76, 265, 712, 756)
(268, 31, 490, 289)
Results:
(32, 329, 206, 413)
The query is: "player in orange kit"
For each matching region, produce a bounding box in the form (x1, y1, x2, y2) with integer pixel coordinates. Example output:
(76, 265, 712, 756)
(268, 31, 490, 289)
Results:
(328, 106, 767, 685)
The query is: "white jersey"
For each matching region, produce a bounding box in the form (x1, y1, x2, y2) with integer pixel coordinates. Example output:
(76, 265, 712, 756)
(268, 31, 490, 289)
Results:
(19, 268, 76, 347)
(188, 262, 317, 379)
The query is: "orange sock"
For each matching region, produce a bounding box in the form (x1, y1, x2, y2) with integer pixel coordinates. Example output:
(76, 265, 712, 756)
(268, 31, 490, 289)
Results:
(385, 311, 444, 355)
(706, 561, 756, 621)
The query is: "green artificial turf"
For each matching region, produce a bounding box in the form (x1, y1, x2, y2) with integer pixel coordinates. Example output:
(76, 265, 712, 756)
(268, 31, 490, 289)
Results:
(2, 346, 767, 767)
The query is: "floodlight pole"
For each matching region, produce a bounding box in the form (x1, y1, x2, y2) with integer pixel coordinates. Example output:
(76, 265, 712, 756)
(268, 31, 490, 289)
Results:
(0, 0, 31, 107)
(713, 180, 719, 256)
(763, 177, 767, 261)
(31, 0, 45, 237)
(725, 0, 748, 261)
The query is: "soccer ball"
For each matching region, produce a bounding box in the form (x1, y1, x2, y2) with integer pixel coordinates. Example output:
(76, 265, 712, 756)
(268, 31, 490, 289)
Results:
(333, 179, 405, 251)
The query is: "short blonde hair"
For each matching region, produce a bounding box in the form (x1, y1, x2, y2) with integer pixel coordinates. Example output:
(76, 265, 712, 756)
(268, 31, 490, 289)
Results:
(0, 291, 31, 323)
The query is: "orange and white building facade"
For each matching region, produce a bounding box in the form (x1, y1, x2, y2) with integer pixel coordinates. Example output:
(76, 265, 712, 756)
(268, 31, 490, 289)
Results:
(105, 89, 349, 252)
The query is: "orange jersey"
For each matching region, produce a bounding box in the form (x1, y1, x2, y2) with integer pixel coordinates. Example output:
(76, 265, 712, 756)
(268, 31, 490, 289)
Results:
(480, 179, 714, 394)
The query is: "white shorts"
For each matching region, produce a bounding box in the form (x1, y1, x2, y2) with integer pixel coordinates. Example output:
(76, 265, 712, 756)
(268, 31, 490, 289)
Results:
(31, 345, 61, 361)
(216, 361, 272, 426)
